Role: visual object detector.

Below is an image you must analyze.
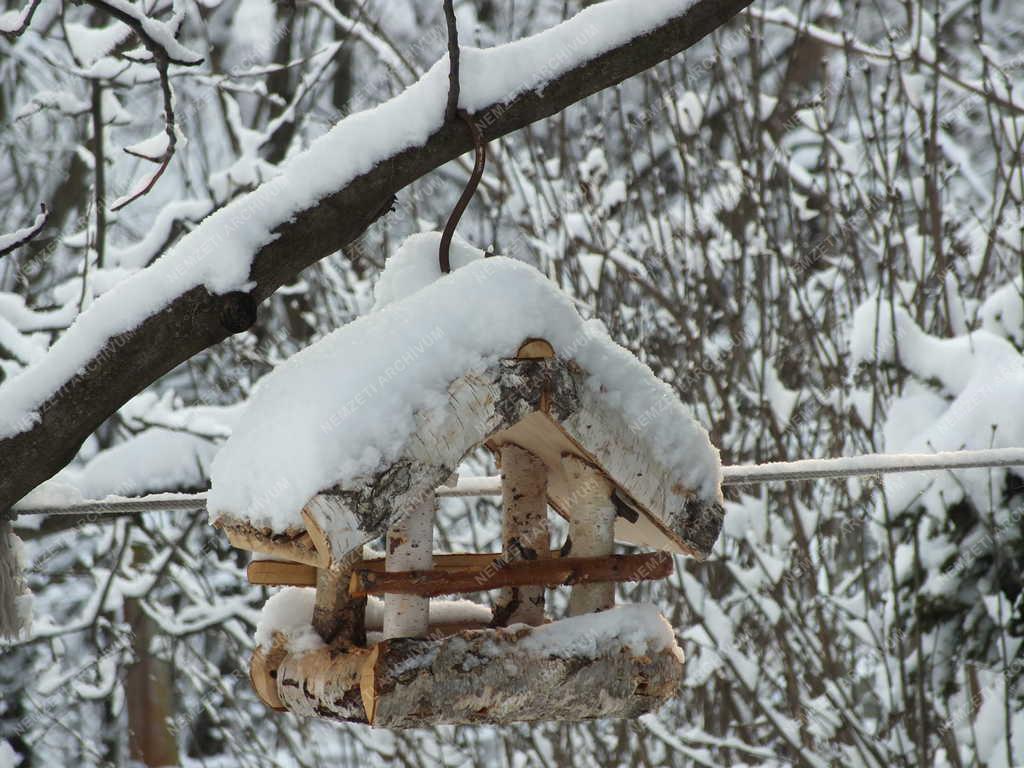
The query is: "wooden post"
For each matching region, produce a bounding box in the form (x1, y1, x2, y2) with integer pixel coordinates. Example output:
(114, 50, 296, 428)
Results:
(562, 455, 617, 616)
(312, 563, 366, 648)
(494, 444, 549, 626)
(383, 491, 434, 639)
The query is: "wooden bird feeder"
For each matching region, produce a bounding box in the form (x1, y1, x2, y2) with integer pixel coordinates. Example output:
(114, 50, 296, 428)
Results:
(214, 337, 723, 728)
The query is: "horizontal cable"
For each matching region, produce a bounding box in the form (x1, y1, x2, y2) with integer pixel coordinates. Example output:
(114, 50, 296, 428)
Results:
(13, 447, 1024, 518)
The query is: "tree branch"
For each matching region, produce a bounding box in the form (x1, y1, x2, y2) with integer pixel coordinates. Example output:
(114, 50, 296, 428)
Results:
(0, 0, 752, 513)
(0, 0, 43, 38)
(0, 204, 48, 259)
(80, 0, 202, 210)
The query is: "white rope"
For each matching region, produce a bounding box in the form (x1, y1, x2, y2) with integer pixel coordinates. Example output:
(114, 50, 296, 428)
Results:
(14, 447, 1024, 518)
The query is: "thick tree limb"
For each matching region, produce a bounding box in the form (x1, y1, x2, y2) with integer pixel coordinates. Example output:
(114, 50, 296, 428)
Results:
(0, 0, 751, 513)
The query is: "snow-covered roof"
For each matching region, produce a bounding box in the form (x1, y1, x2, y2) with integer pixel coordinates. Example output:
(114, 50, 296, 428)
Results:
(208, 233, 722, 558)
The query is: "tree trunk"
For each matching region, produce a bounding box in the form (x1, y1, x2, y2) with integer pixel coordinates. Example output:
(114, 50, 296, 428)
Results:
(125, 545, 178, 767)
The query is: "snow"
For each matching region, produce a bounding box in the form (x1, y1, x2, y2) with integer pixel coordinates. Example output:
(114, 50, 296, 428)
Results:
(208, 239, 720, 535)
(64, 22, 133, 66)
(0, 0, 702, 442)
(17, 428, 217, 503)
(979, 276, 1024, 346)
(98, 0, 202, 65)
(0, 0, 35, 34)
(363, 594, 490, 629)
(124, 131, 171, 161)
(455, 0, 698, 112)
(371, 232, 484, 310)
(516, 604, 682, 661)
(0, 739, 21, 768)
(0, 315, 45, 365)
(851, 297, 1024, 514)
(254, 587, 324, 654)
(0, 208, 47, 254)
(256, 589, 491, 652)
(14, 91, 90, 119)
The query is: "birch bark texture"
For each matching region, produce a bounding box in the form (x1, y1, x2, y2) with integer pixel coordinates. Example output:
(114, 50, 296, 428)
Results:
(494, 444, 549, 626)
(563, 455, 617, 616)
(383, 491, 434, 638)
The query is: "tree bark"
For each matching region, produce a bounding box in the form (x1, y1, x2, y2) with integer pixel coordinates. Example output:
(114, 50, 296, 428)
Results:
(383, 491, 433, 638)
(362, 611, 682, 727)
(0, 0, 753, 514)
(494, 444, 548, 625)
(563, 455, 617, 615)
(313, 563, 366, 648)
(125, 544, 178, 767)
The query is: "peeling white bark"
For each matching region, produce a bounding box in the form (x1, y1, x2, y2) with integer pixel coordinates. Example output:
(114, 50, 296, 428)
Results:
(383, 491, 434, 639)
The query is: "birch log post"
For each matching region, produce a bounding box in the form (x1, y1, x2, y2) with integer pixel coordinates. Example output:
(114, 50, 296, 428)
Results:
(359, 607, 684, 727)
(275, 645, 370, 722)
(563, 455, 617, 615)
(313, 563, 366, 647)
(383, 491, 434, 638)
(494, 444, 549, 626)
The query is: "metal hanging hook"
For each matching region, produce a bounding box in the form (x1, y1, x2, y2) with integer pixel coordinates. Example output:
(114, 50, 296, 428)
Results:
(438, 0, 486, 274)
(439, 111, 486, 274)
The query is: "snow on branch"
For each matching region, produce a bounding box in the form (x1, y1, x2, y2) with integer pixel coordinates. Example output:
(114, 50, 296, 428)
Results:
(0, 205, 49, 259)
(0, 0, 752, 513)
(78, 0, 203, 210)
(0, 0, 43, 37)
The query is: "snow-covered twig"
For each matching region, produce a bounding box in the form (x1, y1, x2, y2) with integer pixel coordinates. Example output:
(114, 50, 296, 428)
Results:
(0, 204, 48, 259)
(0, 0, 43, 37)
(79, 0, 203, 210)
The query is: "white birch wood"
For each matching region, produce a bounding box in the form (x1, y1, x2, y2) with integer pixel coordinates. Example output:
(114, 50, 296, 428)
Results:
(494, 444, 548, 626)
(562, 455, 617, 615)
(271, 608, 685, 727)
(383, 491, 434, 639)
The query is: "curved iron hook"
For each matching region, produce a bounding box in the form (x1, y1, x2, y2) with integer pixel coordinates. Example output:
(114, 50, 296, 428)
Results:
(439, 110, 486, 274)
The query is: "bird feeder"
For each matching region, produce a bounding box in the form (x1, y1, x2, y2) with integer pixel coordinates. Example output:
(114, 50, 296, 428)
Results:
(213, 322, 723, 727)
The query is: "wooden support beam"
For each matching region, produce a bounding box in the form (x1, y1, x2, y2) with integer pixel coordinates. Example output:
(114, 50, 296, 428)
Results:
(562, 454, 617, 615)
(248, 560, 317, 586)
(220, 521, 323, 567)
(246, 550, 574, 587)
(383, 491, 434, 639)
(494, 444, 549, 626)
(350, 552, 672, 598)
